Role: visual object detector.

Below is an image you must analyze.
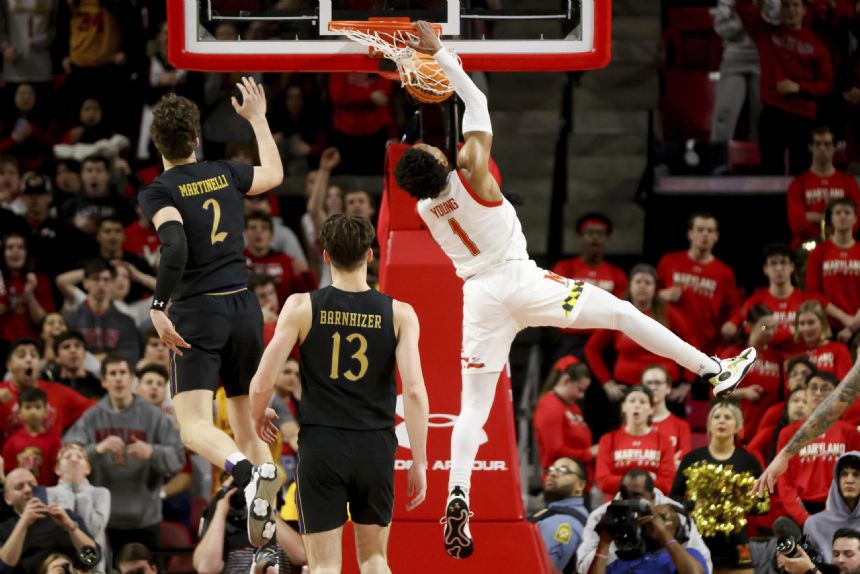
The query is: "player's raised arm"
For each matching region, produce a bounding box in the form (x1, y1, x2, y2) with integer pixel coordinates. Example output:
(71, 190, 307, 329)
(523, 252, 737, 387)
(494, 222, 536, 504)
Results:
(149, 206, 191, 355)
(753, 354, 860, 496)
(393, 300, 429, 511)
(249, 292, 311, 443)
(231, 76, 284, 196)
(408, 21, 500, 203)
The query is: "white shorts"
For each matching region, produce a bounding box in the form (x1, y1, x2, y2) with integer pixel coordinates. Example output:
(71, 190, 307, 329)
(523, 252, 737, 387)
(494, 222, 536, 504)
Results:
(461, 260, 593, 374)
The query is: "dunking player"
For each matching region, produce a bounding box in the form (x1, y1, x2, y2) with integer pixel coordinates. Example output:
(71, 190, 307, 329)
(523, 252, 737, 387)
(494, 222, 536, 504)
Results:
(138, 79, 282, 567)
(396, 21, 758, 559)
(249, 214, 429, 574)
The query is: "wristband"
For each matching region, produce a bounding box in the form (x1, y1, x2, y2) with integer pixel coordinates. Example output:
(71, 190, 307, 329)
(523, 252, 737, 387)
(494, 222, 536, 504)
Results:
(665, 538, 678, 548)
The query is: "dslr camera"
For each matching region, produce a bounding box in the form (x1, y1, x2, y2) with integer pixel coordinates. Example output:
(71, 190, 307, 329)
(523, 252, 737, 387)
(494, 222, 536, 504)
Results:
(602, 499, 652, 560)
(774, 536, 838, 574)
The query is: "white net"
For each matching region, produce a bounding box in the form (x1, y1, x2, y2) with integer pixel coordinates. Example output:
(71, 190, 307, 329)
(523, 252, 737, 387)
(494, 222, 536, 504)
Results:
(332, 24, 459, 98)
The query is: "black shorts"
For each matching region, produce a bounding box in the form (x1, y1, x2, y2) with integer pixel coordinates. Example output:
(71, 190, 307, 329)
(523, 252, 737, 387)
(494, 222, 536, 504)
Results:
(705, 534, 753, 569)
(294, 425, 396, 534)
(168, 287, 263, 398)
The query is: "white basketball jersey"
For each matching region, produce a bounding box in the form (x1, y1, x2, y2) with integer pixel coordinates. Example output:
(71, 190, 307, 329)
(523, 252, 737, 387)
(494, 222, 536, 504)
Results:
(417, 170, 528, 279)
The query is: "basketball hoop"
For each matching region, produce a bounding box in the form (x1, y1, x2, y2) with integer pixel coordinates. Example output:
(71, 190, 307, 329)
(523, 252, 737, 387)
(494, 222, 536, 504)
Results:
(328, 19, 458, 104)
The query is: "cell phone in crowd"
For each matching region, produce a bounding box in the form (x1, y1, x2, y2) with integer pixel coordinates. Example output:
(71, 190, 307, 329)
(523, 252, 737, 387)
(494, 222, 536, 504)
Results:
(32, 485, 48, 504)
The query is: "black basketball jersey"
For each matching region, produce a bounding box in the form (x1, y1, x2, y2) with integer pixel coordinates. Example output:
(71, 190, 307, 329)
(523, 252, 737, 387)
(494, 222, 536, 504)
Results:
(138, 160, 254, 300)
(299, 286, 397, 430)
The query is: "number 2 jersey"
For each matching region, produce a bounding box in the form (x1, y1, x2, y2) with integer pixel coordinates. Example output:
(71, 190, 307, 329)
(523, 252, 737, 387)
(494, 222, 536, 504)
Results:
(300, 286, 397, 430)
(417, 169, 528, 279)
(138, 160, 254, 301)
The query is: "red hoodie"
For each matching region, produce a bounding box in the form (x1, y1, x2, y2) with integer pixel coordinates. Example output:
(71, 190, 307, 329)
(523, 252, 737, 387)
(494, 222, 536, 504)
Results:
(0, 380, 95, 442)
(787, 172, 860, 248)
(729, 287, 829, 350)
(777, 419, 860, 524)
(783, 340, 853, 379)
(596, 427, 676, 498)
(533, 392, 595, 488)
(737, 0, 833, 119)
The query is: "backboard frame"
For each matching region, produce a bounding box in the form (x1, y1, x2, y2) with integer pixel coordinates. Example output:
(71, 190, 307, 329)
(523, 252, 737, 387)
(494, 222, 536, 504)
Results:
(167, 0, 611, 73)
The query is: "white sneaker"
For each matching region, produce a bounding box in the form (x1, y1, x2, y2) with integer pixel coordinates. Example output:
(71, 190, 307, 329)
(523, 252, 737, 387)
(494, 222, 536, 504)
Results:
(245, 462, 279, 547)
(708, 347, 758, 398)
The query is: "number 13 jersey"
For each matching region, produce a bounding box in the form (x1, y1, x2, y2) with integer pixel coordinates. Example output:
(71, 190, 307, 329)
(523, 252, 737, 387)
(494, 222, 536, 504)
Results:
(300, 286, 397, 430)
(417, 169, 528, 280)
(138, 160, 254, 301)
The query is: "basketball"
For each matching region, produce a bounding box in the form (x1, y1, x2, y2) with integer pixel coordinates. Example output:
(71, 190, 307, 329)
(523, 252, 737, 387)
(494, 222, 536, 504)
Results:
(404, 51, 454, 104)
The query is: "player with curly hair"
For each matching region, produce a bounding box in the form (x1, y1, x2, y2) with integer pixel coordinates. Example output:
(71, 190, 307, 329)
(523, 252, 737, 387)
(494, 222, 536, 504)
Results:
(137, 78, 284, 572)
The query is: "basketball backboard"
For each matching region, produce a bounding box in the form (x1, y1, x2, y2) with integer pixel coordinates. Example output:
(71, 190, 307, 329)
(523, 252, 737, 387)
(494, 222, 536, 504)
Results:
(167, 0, 611, 73)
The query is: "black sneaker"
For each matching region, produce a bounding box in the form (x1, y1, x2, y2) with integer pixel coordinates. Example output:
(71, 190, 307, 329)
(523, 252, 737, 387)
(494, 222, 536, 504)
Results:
(244, 462, 279, 547)
(250, 540, 279, 574)
(441, 486, 474, 559)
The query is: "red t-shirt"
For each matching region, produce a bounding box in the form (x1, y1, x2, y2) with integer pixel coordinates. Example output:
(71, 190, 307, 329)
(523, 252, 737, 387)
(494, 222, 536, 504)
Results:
(2, 428, 62, 485)
(328, 73, 396, 136)
(656, 251, 739, 352)
(783, 340, 853, 379)
(585, 306, 696, 385)
(0, 381, 95, 442)
(806, 239, 860, 322)
(651, 413, 692, 467)
(244, 249, 318, 305)
(533, 392, 595, 488)
(0, 272, 56, 342)
(123, 220, 160, 269)
(737, 0, 833, 119)
(730, 287, 829, 350)
(787, 171, 860, 247)
(777, 419, 860, 524)
(552, 257, 628, 298)
(595, 427, 676, 497)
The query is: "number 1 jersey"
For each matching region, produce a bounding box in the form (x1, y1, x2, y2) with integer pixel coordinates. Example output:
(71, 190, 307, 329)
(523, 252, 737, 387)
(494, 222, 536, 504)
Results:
(300, 286, 397, 430)
(138, 160, 254, 300)
(417, 169, 528, 280)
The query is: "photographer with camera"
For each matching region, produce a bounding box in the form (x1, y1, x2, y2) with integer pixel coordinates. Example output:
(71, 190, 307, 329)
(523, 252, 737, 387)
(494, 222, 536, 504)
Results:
(775, 528, 860, 574)
(577, 469, 713, 573)
(589, 501, 707, 574)
(193, 476, 306, 574)
(0, 469, 99, 574)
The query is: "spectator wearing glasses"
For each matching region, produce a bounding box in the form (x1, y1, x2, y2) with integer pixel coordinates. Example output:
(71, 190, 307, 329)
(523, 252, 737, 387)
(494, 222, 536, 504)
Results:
(787, 127, 860, 248)
(777, 372, 860, 525)
(641, 366, 691, 468)
(529, 457, 589, 574)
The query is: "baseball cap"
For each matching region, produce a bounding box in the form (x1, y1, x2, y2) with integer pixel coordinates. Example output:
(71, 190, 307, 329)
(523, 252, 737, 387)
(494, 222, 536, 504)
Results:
(21, 172, 52, 195)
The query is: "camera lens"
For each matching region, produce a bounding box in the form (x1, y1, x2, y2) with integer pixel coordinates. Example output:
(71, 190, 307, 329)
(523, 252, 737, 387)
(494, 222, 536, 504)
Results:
(777, 536, 798, 558)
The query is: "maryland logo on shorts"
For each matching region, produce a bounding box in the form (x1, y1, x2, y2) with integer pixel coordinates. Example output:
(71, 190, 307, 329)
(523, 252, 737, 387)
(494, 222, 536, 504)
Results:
(562, 281, 585, 317)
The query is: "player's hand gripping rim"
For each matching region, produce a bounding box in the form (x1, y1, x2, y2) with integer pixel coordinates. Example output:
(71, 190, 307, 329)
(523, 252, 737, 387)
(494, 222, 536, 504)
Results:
(254, 407, 279, 444)
(407, 21, 443, 55)
(150, 309, 191, 356)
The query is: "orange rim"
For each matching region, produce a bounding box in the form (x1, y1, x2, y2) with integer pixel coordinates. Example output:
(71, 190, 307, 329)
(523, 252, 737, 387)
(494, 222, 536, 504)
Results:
(328, 20, 442, 35)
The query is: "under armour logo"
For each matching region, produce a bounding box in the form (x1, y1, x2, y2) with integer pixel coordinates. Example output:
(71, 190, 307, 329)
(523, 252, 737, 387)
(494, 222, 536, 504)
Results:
(152, 300, 166, 309)
(394, 395, 488, 450)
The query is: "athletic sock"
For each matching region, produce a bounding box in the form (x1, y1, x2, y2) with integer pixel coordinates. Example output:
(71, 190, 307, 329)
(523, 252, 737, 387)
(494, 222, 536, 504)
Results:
(225, 453, 253, 489)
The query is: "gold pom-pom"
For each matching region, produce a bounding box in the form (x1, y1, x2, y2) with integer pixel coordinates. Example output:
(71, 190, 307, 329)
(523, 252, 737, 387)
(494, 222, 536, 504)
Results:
(682, 462, 769, 537)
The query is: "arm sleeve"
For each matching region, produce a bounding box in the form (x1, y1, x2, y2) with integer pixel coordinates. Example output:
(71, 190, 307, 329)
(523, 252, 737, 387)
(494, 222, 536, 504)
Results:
(584, 330, 615, 384)
(151, 221, 188, 309)
(217, 159, 255, 195)
(432, 48, 492, 134)
(595, 433, 622, 494)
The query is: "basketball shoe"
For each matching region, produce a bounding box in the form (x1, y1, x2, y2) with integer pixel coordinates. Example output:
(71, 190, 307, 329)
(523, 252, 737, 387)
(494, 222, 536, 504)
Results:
(442, 486, 474, 559)
(251, 540, 280, 574)
(707, 347, 758, 398)
(245, 462, 280, 547)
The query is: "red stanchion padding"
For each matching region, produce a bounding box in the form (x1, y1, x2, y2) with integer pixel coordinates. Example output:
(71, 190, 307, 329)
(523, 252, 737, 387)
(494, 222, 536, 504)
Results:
(381, 230, 523, 522)
(339, 519, 556, 573)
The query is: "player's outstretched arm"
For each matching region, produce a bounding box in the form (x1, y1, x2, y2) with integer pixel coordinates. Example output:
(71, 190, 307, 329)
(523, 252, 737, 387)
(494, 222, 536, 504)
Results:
(394, 300, 429, 511)
(149, 206, 191, 355)
(249, 293, 311, 443)
(753, 354, 860, 496)
(409, 21, 501, 204)
(231, 76, 284, 196)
